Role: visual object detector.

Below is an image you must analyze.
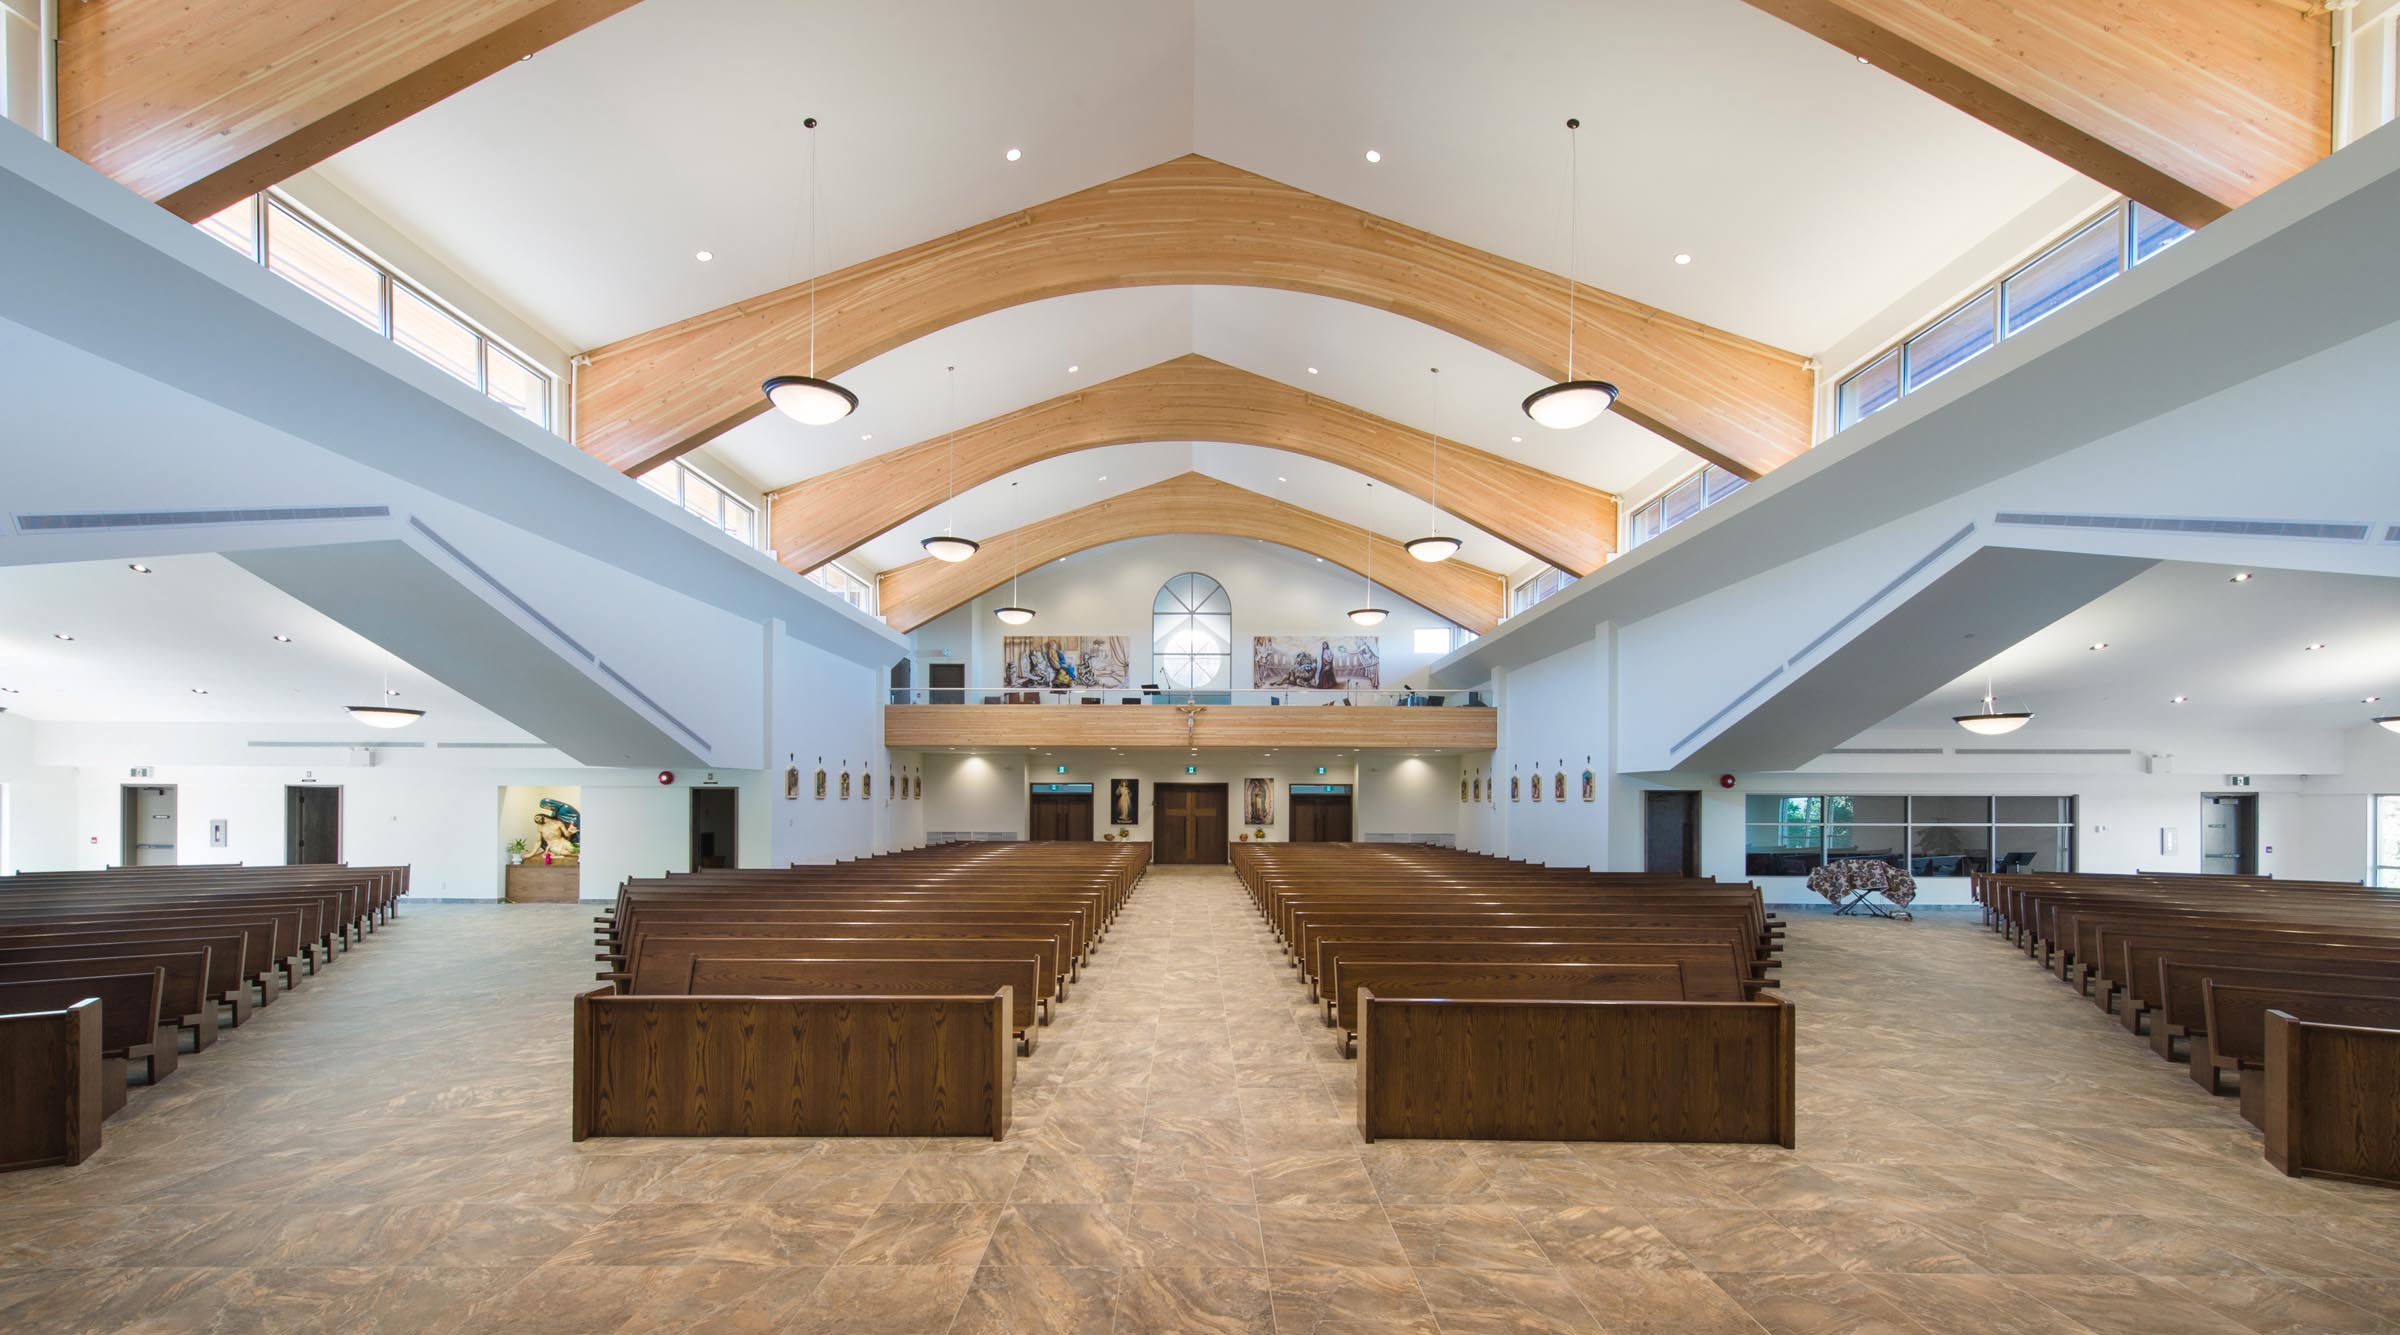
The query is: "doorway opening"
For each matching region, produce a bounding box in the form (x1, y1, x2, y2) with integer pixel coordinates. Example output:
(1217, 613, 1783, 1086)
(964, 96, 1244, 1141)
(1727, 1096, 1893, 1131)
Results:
(691, 787, 739, 869)
(928, 661, 965, 705)
(285, 786, 342, 864)
(2200, 793, 2259, 876)
(1642, 791, 1700, 875)
(1154, 783, 1229, 864)
(1288, 785, 1355, 843)
(1028, 783, 1095, 842)
(120, 784, 178, 866)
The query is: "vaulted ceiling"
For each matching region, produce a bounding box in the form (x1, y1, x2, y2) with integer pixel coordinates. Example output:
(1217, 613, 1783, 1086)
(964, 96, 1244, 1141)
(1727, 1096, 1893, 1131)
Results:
(64, 0, 2329, 622)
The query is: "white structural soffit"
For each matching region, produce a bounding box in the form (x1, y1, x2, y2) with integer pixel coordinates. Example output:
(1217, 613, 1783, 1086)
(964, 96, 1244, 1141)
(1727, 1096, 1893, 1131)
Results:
(1434, 121, 2400, 687)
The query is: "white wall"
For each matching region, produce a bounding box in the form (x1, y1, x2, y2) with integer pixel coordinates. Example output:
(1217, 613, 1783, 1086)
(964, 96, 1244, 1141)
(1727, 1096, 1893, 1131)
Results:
(922, 747, 1460, 845)
(928, 535, 1468, 697)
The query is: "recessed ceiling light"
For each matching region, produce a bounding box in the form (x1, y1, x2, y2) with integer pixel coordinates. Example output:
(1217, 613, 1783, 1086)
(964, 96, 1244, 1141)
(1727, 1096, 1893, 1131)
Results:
(695, 250, 713, 262)
(1673, 254, 1692, 265)
(2305, 643, 2327, 651)
(0, 687, 16, 693)
(272, 634, 292, 643)
(52, 633, 72, 641)
(1277, 476, 1287, 483)
(1097, 474, 1107, 481)
(1510, 435, 1523, 443)
(1066, 365, 1078, 373)
(2088, 642, 2109, 651)
(2170, 696, 2188, 704)
(385, 688, 402, 697)
(1006, 148, 1022, 162)
(1857, 55, 1870, 63)
(2365, 696, 2383, 704)
(127, 562, 151, 573)
(2229, 571, 2253, 583)
(1364, 150, 1381, 163)
(190, 687, 208, 695)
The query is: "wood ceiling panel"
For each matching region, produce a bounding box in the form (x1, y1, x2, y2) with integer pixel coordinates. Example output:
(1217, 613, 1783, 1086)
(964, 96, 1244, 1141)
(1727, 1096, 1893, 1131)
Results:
(873, 473, 1508, 634)
(1738, 0, 2330, 227)
(771, 355, 1619, 577)
(59, 0, 644, 221)
(578, 156, 1813, 480)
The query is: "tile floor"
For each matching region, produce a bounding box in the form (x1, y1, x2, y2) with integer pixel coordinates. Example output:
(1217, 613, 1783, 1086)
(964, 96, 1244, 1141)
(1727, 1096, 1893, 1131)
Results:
(1, 865, 2396, 1334)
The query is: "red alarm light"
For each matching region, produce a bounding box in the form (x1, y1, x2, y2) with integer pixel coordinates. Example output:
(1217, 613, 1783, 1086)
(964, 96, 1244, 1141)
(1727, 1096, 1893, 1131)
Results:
(657, 770, 675, 785)
(1718, 774, 1736, 789)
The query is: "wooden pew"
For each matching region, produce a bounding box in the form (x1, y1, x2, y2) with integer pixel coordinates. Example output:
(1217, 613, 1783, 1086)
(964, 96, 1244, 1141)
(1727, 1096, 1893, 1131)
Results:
(1356, 991, 1795, 1145)
(1321, 941, 1755, 1044)
(2264, 1010, 2400, 1187)
(0, 971, 167, 1117)
(2144, 953, 2400, 1071)
(617, 933, 1064, 1012)
(1324, 961, 1685, 1056)
(685, 956, 1046, 1055)
(572, 987, 1013, 1140)
(2200, 981, 2400, 1124)
(0, 932, 253, 1029)
(0, 999, 104, 1172)
(0, 951, 216, 1052)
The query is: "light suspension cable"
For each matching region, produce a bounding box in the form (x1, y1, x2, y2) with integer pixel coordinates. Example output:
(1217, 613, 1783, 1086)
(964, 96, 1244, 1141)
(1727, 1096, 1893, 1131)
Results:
(921, 366, 980, 562)
(763, 116, 860, 425)
(1405, 366, 1463, 563)
(1349, 500, 1389, 627)
(1523, 117, 1619, 430)
(346, 652, 425, 729)
(995, 497, 1034, 623)
(1953, 676, 2032, 736)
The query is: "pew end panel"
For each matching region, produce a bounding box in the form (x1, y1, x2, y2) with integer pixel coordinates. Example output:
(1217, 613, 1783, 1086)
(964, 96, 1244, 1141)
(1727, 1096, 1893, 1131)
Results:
(573, 987, 1013, 1142)
(2263, 1010, 2400, 1188)
(1356, 991, 1795, 1148)
(0, 999, 104, 1171)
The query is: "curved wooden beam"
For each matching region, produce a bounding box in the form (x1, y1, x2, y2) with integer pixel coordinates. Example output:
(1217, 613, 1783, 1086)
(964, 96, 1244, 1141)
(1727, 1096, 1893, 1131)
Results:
(771, 355, 1617, 577)
(1738, 0, 2328, 228)
(579, 156, 1812, 479)
(60, 1, 645, 221)
(874, 473, 1506, 635)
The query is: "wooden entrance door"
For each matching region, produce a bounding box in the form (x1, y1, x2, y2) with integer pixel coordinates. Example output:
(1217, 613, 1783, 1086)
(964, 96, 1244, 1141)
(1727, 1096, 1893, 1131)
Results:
(285, 785, 342, 865)
(1028, 791, 1095, 842)
(1642, 791, 1699, 875)
(1154, 783, 1229, 864)
(1289, 793, 1354, 843)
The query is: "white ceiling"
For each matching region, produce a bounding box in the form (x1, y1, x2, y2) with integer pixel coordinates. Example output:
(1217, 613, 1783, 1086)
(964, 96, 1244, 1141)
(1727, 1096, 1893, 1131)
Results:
(0, 556, 534, 739)
(315, 0, 2082, 575)
(1875, 563, 2400, 735)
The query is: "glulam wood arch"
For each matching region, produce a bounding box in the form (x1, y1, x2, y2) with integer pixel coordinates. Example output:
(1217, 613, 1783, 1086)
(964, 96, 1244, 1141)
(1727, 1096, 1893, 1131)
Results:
(772, 355, 1618, 578)
(577, 156, 1814, 479)
(873, 473, 1506, 634)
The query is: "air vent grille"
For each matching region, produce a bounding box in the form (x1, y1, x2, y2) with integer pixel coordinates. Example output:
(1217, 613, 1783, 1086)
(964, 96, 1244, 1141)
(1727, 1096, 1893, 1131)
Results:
(1826, 747, 1946, 756)
(2386, 525, 2400, 543)
(1951, 747, 2137, 756)
(1671, 665, 1784, 755)
(1994, 512, 2369, 542)
(17, 505, 390, 533)
(244, 739, 425, 749)
(1789, 523, 1976, 667)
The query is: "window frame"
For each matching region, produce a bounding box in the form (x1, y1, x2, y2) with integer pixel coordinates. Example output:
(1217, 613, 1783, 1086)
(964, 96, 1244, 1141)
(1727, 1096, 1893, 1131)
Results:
(1624, 464, 1747, 551)
(636, 457, 761, 549)
(1744, 793, 2077, 879)
(2376, 795, 2400, 890)
(1152, 572, 1233, 693)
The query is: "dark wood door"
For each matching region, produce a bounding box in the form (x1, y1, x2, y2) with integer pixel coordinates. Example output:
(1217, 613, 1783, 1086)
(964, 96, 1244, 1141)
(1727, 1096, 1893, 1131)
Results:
(690, 787, 739, 869)
(928, 662, 965, 705)
(1289, 794, 1354, 843)
(1154, 784, 1229, 864)
(285, 785, 340, 865)
(1028, 792, 1094, 842)
(1642, 791, 1698, 875)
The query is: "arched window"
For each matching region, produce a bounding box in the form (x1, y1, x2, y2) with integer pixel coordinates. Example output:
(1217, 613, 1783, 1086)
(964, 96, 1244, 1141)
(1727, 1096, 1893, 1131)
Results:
(1153, 573, 1232, 692)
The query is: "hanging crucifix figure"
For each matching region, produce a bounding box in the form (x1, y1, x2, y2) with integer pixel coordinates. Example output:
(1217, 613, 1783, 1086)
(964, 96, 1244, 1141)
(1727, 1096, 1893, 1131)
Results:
(1176, 702, 1207, 744)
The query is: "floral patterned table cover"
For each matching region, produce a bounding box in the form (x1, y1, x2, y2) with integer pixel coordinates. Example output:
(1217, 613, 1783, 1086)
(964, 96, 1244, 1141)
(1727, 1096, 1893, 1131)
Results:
(1806, 859, 1919, 910)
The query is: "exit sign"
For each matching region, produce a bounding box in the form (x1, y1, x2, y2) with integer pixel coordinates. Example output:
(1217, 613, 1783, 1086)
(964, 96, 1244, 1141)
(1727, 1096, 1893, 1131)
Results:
(1055, 764, 1067, 774)
(1185, 765, 1198, 775)
(1315, 767, 1327, 775)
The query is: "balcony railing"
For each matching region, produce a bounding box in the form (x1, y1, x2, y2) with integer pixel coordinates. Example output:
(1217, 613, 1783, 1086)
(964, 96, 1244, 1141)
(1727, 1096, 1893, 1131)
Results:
(889, 686, 1487, 708)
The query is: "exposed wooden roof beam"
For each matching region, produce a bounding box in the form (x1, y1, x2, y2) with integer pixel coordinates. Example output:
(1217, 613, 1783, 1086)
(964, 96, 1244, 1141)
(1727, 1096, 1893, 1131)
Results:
(1738, 0, 2330, 228)
(873, 473, 1507, 634)
(770, 355, 1620, 578)
(579, 156, 1813, 480)
(59, 0, 645, 221)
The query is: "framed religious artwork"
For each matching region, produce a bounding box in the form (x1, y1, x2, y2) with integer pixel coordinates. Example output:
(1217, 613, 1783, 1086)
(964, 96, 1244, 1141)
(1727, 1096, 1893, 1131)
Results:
(1509, 775, 1521, 803)
(783, 766, 800, 800)
(1532, 771, 1544, 802)
(1581, 769, 1596, 803)
(813, 768, 828, 801)
(839, 770, 852, 800)
(1554, 771, 1567, 803)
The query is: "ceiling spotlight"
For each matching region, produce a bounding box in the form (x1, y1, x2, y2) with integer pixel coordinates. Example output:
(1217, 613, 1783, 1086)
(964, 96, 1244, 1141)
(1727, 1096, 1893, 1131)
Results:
(2367, 696, 2384, 704)
(1277, 476, 1288, 483)
(763, 118, 858, 425)
(1525, 119, 1619, 430)
(52, 633, 73, 642)
(190, 688, 209, 695)
(695, 250, 713, 262)
(127, 562, 151, 574)
(272, 634, 292, 643)
(1097, 475, 1107, 481)
(2170, 696, 2188, 704)
(384, 688, 402, 697)
(1006, 147, 1022, 162)
(1510, 435, 1522, 443)
(2229, 571, 2253, 583)
(2088, 642, 2109, 651)
(1673, 254, 1692, 265)
(1954, 682, 2032, 736)
(2305, 643, 2327, 651)
(1306, 366, 1318, 375)
(1066, 365, 1079, 373)
(1857, 55, 1871, 64)
(1364, 150, 1381, 163)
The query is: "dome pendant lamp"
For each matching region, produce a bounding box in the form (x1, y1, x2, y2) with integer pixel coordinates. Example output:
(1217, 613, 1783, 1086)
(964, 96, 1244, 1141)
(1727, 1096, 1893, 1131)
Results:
(1349, 512, 1390, 628)
(1405, 366, 1463, 563)
(1523, 118, 1619, 431)
(346, 654, 425, 729)
(995, 525, 1035, 625)
(1953, 679, 2032, 736)
(920, 366, 981, 562)
(762, 117, 860, 426)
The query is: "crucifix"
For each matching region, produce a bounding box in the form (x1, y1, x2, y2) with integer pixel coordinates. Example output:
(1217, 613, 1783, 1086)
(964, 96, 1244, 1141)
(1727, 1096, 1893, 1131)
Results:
(1175, 702, 1207, 743)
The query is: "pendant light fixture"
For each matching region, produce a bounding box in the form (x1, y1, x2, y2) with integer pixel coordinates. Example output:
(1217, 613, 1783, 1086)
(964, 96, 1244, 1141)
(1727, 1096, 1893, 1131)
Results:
(920, 365, 981, 562)
(1523, 118, 1619, 430)
(2374, 713, 2400, 734)
(762, 117, 860, 426)
(1349, 507, 1389, 627)
(1405, 366, 1463, 563)
(995, 516, 1035, 625)
(1952, 678, 2031, 736)
(346, 654, 425, 729)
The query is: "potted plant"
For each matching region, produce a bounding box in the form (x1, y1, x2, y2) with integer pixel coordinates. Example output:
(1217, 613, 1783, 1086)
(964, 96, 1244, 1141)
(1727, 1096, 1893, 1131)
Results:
(507, 838, 527, 866)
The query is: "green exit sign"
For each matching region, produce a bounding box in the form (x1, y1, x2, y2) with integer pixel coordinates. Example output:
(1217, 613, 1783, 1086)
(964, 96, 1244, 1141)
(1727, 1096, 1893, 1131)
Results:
(1315, 767, 1327, 775)
(1185, 765, 1198, 775)
(1054, 764, 1067, 774)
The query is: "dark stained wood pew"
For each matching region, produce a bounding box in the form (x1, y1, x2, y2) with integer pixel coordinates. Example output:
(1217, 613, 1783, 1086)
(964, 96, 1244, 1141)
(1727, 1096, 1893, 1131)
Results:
(1356, 991, 1796, 1145)
(0, 972, 167, 1117)
(1322, 941, 1755, 1046)
(616, 932, 1064, 1011)
(0, 951, 217, 1051)
(2144, 952, 2400, 1068)
(2200, 980, 2400, 1124)
(685, 956, 1046, 1054)
(573, 987, 1014, 1140)
(0, 999, 104, 1171)
(1296, 918, 1771, 997)
(0, 928, 261, 1024)
(1324, 960, 1685, 1056)
(2264, 1010, 2400, 1188)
